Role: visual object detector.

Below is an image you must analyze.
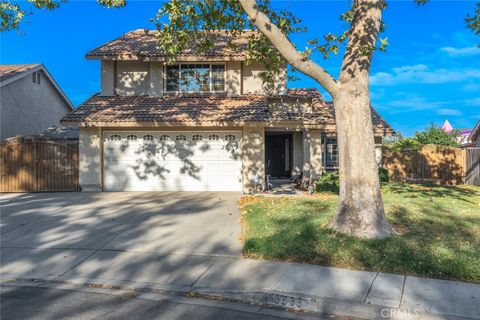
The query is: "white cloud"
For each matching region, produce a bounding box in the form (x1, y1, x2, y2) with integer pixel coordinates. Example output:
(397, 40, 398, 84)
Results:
(393, 64, 427, 73)
(436, 109, 462, 116)
(464, 97, 480, 106)
(441, 46, 480, 57)
(370, 65, 480, 86)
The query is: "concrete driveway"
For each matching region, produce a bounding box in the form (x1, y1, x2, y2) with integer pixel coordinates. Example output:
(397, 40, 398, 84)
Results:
(0, 192, 242, 281)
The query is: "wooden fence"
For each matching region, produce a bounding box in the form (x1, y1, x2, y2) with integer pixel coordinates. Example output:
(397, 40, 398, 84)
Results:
(0, 137, 79, 192)
(465, 148, 480, 186)
(383, 145, 480, 186)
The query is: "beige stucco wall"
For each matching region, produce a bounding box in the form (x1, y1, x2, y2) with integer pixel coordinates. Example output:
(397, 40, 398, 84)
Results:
(149, 62, 163, 97)
(243, 61, 288, 95)
(79, 127, 102, 191)
(99, 60, 286, 97)
(101, 61, 115, 96)
(242, 125, 265, 193)
(0, 72, 71, 141)
(115, 61, 150, 96)
(226, 61, 241, 95)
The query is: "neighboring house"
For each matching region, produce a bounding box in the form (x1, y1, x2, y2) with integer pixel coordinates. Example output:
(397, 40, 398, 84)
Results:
(469, 119, 480, 147)
(62, 29, 395, 193)
(441, 119, 474, 147)
(0, 64, 73, 141)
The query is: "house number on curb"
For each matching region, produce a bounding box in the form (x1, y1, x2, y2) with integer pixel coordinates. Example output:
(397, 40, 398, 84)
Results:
(266, 293, 302, 308)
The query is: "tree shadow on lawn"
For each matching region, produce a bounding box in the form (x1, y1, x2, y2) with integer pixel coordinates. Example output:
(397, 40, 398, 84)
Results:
(242, 195, 480, 282)
(384, 183, 479, 204)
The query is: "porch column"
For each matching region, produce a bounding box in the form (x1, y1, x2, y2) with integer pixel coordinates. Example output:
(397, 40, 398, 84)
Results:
(292, 131, 303, 177)
(302, 129, 311, 181)
(309, 130, 323, 180)
(374, 136, 383, 167)
(242, 125, 265, 193)
(79, 127, 102, 191)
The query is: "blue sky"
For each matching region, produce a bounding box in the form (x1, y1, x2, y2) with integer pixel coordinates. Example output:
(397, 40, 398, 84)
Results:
(1, 0, 479, 136)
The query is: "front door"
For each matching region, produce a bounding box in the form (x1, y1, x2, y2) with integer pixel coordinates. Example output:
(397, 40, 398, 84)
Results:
(265, 133, 292, 178)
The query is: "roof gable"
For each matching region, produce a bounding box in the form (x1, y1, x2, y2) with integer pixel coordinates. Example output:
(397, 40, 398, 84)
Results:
(0, 64, 74, 110)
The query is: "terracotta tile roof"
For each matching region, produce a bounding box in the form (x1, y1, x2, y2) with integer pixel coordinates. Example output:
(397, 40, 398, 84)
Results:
(62, 90, 394, 135)
(87, 29, 257, 60)
(62, 94, 270, 124)
(0, 64, 40, 82)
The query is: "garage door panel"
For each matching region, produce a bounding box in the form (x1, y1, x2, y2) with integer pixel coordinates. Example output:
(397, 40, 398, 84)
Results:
(104, 131, 242, 191)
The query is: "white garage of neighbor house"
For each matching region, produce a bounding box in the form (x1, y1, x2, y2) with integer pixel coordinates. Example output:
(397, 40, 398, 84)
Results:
(61, 29, 395, 193)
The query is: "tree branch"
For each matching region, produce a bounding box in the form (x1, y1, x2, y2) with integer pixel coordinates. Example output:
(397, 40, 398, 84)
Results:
(339, 0, 384, 83)
(238, 0, 340, 97)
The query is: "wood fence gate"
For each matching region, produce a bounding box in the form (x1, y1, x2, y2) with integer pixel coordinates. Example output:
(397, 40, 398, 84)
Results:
(465, 148, 480, 186)
(0, 137, 79, 192)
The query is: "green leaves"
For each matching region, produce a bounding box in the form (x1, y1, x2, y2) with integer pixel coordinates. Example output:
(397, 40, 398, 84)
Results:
(465, 3, 480, 40)
(97, 0, 126, 8)
(1, 0, 61, 32)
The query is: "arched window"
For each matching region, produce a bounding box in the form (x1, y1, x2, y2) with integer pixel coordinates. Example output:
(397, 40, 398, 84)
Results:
(192, 134, 203, 141)
(159, 134, 171, 141)
(110, 134, 122, 141)
(143, 134, 154, 141)
(175, 134, 187, 141)
(224, 134, 236, 141)
(126, 134, 137, 141)
(208, 134, 220, 141)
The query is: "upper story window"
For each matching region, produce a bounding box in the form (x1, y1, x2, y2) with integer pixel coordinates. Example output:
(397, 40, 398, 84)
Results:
(166, 63, 225, 93)
(32, 71, 41, 85)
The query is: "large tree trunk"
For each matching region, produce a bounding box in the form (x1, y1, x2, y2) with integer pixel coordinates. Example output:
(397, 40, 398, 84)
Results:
(240, 0, 393, 238)
(330, 81, 392, 239)
(328, 0, 393, 239)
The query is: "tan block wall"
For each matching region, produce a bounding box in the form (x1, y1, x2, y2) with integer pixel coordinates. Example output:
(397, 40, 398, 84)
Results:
(79, 127, 102, 191)
(242, 125, 265, 193)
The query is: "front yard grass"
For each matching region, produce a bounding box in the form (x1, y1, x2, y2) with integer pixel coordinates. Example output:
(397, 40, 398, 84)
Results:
(241, 183, 480, 282)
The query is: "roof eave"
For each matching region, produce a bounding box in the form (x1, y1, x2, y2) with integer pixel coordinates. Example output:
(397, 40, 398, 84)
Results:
(85, 54, 246, 62)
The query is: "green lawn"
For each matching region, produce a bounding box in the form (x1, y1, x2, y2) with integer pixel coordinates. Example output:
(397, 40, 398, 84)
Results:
(241, 183, 480, 282)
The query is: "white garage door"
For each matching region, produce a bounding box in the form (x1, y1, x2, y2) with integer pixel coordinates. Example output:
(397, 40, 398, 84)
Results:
(103, 131, 242, 191)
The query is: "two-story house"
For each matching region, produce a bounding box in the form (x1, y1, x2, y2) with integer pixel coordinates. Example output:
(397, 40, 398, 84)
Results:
(62, 29, 394, 193)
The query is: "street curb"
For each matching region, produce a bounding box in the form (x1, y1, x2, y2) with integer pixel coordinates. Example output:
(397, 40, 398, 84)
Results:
(2, 276, 478, 320)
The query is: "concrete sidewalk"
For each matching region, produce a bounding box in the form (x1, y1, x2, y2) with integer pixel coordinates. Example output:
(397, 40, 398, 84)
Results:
(1, 250, 479, 320)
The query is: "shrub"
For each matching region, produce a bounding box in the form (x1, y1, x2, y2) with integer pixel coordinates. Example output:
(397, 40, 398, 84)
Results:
(388, 138, 422, 152)
(315, 172, 339, 193)
(315, 169, 389, 193)
(379, 167, 389, 183)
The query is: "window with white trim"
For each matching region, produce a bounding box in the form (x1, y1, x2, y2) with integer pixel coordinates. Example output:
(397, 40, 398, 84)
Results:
(166, 63, 225, 93)
(126, 134, 137, 141)
(175, 134, 187, 141)
(224, 134, 236, 141)
(32, 71, 41, 85)
(322, 138, 339, 168)
(110, 134, 122, 141)
(159, 134, 171, 141)
(143, 134, 154, 141)
(208, 134, 220, 141)
(192, 134, 203, 141)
